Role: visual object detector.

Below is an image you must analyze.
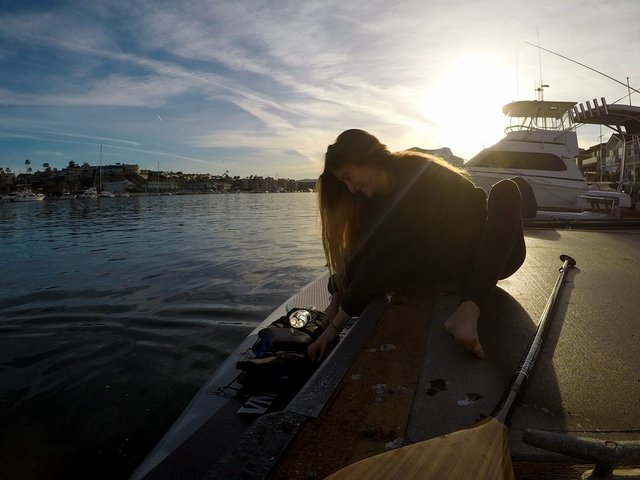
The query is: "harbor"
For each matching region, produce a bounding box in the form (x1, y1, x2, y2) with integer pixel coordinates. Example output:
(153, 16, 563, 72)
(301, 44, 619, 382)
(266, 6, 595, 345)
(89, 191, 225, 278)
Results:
(0, 192, 327, 480)
(4, 90, 640, 479)
(131, 222, 640, 480)
(4, 1, 640, 478)
(130, 95, 640, 479)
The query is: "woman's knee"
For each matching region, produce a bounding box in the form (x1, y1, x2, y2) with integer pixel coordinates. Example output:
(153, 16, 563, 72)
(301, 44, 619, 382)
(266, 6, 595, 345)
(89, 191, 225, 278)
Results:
(488, 179, 521, 214)
(488, 178, 538, 218)
(509, 177, 537, 218)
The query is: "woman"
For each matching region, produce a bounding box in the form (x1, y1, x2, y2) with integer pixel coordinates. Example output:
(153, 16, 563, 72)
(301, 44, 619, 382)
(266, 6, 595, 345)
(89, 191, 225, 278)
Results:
(307, 129, 526, 361)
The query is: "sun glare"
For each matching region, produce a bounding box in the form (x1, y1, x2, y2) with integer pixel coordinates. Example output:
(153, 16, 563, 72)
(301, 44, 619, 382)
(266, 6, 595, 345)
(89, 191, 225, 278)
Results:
(417, 54, 517, 161)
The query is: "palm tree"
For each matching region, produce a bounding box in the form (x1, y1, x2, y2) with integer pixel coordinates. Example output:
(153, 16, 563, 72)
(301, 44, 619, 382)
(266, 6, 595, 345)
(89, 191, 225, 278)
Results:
(25, 159, 31, 174)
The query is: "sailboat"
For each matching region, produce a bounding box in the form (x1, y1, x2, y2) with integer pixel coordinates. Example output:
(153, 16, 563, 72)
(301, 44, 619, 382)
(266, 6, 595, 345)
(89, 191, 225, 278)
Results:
(97, 144, 115, 197)
(78, 145, 115, 198)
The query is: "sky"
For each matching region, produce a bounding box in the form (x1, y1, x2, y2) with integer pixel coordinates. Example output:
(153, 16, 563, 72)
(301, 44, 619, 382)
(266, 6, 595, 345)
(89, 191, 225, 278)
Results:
(1, 0, 639, 180)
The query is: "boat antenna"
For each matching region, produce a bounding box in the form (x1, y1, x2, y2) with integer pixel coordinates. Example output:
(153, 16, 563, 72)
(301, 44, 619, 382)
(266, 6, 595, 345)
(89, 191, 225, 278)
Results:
(524, 41, 640, 101)
(533, 30, 550, 128)
(515, 50, 520, 100)
(536, 29, 544, 91)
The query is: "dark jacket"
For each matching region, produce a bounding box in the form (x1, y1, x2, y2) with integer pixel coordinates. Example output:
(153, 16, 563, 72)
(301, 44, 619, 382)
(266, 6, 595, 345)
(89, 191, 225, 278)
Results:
(338, 156, 487, 317)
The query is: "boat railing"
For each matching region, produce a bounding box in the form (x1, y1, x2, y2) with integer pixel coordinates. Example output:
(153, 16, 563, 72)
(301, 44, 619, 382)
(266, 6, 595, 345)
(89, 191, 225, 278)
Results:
(580, 194, 620, 217)
(505, 121, 571, 135)
(504, 124, 538, 134)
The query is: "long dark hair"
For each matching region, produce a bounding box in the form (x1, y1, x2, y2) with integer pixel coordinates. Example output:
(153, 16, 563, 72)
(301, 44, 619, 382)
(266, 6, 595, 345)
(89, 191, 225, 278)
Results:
(317, 130, 393, 290)
(317, 129, 463, 291)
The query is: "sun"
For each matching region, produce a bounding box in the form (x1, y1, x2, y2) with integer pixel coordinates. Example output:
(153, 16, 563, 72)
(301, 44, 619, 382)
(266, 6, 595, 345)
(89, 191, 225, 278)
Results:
(416, 54, 518, 161)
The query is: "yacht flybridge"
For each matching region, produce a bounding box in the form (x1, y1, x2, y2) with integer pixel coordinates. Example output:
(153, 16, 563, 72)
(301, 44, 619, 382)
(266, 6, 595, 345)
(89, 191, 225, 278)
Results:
(465, 98, 633, 212)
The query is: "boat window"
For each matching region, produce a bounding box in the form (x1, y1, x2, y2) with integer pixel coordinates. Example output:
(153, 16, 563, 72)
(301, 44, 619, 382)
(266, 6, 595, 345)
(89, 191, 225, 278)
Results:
(468, 151, 567, 171)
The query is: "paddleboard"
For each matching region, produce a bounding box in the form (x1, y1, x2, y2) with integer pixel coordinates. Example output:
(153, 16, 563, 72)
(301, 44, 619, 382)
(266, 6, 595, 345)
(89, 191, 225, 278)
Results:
(130, 273, 332, 480)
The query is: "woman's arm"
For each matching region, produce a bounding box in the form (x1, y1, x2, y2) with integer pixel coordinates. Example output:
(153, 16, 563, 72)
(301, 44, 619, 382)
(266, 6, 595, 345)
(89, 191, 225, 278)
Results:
(323, 292, 341, 326)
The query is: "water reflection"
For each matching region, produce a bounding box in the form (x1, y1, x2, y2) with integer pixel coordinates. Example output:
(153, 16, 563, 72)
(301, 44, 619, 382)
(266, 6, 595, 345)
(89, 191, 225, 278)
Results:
(0, 192, 325, 479)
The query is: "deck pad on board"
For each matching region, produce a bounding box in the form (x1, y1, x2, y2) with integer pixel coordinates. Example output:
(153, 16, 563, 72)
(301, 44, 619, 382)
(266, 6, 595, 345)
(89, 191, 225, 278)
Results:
(407, 229, 640, 462)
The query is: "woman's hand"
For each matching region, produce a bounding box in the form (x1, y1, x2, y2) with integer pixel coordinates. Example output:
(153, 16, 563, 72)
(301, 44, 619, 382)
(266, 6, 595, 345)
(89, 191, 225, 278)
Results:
(307, 326, 340, 362)
(308, 308, 350, 362)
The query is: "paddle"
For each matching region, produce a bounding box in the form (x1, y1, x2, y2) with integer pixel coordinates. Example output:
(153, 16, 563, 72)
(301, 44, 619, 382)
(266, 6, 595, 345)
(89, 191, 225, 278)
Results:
(325, 254, 576, 480)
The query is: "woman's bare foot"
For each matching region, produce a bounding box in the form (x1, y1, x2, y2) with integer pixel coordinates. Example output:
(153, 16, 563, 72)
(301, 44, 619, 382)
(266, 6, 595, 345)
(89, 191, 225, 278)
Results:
(444, 300, 485, 359)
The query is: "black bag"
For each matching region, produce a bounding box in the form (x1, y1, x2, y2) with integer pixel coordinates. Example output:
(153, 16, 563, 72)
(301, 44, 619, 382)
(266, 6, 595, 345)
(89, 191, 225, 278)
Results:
(236, 307, 326, 392)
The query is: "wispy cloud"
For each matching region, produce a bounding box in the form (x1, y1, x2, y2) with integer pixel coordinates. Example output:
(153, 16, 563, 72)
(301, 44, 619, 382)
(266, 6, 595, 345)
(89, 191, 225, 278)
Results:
(1, 0, 639, 176)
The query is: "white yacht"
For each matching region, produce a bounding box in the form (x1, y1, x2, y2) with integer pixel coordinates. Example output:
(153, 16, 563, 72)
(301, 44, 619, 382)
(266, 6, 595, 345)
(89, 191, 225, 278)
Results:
(77, 186, 98, 198)
(465, 100, 630, 211)
(98, 189, 115, 198)
(77, 186, 115, 198)
(1, 190, 45, 202)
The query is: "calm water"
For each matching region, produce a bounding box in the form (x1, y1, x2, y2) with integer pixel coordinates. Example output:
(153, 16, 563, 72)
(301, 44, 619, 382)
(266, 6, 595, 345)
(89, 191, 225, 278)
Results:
(0, 193, 326, 480)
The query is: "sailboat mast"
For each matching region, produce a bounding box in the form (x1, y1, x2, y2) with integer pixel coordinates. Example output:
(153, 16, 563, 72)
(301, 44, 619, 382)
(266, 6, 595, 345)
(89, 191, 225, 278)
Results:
(99, 144, 103, 193)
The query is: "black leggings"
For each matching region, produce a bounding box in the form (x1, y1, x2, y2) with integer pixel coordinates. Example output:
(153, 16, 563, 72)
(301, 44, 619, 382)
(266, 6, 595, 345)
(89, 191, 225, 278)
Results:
(461, 179, 526, 309)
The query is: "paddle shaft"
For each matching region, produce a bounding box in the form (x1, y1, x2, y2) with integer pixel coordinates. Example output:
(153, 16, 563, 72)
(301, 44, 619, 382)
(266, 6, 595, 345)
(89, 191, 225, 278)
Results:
(493, 254, 576, 424)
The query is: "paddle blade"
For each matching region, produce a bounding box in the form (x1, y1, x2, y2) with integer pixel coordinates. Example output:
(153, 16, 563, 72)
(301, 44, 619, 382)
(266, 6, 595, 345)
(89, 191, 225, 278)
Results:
(325, 417, 514, 480)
